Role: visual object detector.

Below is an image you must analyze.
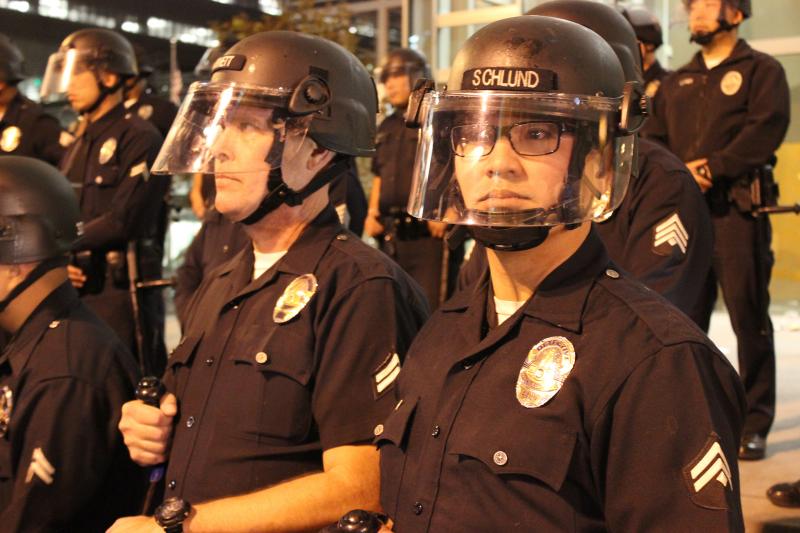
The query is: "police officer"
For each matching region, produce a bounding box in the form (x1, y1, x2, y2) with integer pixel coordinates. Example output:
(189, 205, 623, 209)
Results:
(42, 28, 170, 376)
(365, 48, 462, 308)
(0, 156, 145, 531)
(111, 32, 428, 532)
(458, 0, 713, 325)
(0, 33, 65, 165)
(622, 5, 671, 98)
(645, 0, 790, 460)
(375, 16, 745, 531)
(124, 44, 179, 139)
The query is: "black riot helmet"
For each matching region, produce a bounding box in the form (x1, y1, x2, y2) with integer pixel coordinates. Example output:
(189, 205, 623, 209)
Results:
(153, 31, 378, 225)
(378, 48, 431, 84)
(0, 33, 24, 85)
(0, 156, 80, 265)
(40, 28, 138, 111)
(405, 16, 640, 251)
(683, 0, 751, 45)
(621, 5, 664, 48)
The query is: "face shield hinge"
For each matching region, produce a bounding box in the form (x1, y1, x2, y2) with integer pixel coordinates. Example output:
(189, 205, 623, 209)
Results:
(405, 78, 436, 129)
(619, 81, 651, 135)
(288, 73, 331, 117)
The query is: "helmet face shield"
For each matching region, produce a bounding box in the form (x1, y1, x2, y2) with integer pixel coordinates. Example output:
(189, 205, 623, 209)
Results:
(407, 91, 634, 227)
(40, 49, 97, 102)
(152, 81, 311, 175)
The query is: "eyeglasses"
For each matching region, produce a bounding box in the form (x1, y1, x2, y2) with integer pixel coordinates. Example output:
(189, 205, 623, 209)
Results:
(450, 121, 569, 158)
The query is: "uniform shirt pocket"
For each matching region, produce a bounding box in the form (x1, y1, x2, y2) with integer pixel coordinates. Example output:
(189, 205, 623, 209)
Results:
(376, 396, 418, 517)
(447, 417, 576, 493)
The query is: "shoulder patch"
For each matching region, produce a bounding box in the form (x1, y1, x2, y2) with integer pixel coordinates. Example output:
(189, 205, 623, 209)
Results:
(373, 352, 401, 398)
(682, 433, 735, 510)
(653, 212, 688, 255)
(25, 447, 55, 485)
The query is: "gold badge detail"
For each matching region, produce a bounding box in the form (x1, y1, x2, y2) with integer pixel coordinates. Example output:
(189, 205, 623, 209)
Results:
(273, 274, 318, 324)
(720, 71, 743, 96)
(1, 126, 21, 152)
(0, 386, 14, 437)
(516, 336, 575, 408)
(98, 137, 117, 165)
(137, 104, 154, 121)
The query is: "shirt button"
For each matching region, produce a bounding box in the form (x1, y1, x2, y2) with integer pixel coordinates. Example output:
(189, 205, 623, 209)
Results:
(255, 351, 269, 364)
(223, 244, 229, 253)
(605, 268, 620, 279)
(186, 416, 196, 428)
(461, 360, 473, 370)
(413, 502, 423, 515)
(205, 358, 214, 366)
(493, 450, 508, 466)
(336, 233, 348, 241)
(233, 304, 240, 310)
(94, 176, 103, 184)
(431, 425, 440, 438)
(373, 424, 384, 436)
(168, 480, 176, 490)
(48, 320, 60, 329)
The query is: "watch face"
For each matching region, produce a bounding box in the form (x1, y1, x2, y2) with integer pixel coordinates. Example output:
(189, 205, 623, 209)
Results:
(156, 497, 190, 527)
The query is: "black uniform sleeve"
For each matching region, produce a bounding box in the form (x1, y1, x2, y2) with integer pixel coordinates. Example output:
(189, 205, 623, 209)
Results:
(173, 223, 209, 329)
(707, 59, 790, 180)
(615, 166, 713, 315)
(0, 377, 127, 531)
(74, 127, 167, 250)
(596, 344, 746, 532)
(312, 278, 423, 450)
(32, 113, 65, 167)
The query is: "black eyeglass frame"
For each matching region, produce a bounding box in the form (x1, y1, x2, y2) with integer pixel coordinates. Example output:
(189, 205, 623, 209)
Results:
(449, 120, 573, 158)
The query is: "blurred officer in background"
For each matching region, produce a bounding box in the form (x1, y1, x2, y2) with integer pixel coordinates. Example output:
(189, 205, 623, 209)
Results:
(375, 15, 744, 532)
(0, 33, 65, 165)
(365, 48, 463, 308)
(111, 31, 428, 532)
(125, 44, 179, 139)
(42, 28, 170, 377)
(0, 156, 145, 531)
(645, 0, 790, 460)
(622, 5, 671, 97)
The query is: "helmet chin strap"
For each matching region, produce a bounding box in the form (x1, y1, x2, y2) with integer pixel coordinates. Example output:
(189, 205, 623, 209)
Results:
(0, 256, 67, 313)
(79, 74, 125, 116)
(690, 12, 739, 45)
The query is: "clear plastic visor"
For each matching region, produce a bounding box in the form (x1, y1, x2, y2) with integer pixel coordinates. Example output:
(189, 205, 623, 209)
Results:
(40, 49, 96, 102)
(407, 91, 635, 227)
(151, 81, 310, 175)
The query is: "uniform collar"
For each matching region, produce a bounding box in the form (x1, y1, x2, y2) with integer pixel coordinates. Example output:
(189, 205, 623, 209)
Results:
(216, 204, 345, 296)
(1, 282, 78, 374)
(442, 229, 609, 334)
(84, 102, 127, 141)
(685, 39, 753, 72)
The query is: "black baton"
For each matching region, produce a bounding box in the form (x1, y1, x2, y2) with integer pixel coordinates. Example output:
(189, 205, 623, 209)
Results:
(136, 376, 167, 515)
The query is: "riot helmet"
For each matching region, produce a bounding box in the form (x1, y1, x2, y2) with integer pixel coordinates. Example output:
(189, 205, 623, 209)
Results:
(194, 39, 237, 79)
(40, 28, 138, 113)
(684, 0, 750, 45)
(152, 31, 378, 225)
(621, 5, 664, 48)
(405, 16, 641, 251)
(0, 33, 24, 85)
(378, 48, 430, 84)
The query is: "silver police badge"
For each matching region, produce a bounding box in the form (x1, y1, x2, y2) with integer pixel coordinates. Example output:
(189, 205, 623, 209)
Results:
(516, 336, 575, 408)
(0, 386, 14, 438)
(273, 273, 318, 324)
(98, 137, 117, 165)
(1, 126, 21, 152)
(137, 104, 154, 121)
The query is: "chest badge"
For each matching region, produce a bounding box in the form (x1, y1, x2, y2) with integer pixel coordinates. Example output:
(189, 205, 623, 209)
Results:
(0, 386, 14, 438)
(516, 336, 575, 408)
(98, 137, 117, 165)
(273, 273, 318, 324)
(720, 71, 743, 96)
(137, 104, 154, 121)
(1, 126, 22, 152)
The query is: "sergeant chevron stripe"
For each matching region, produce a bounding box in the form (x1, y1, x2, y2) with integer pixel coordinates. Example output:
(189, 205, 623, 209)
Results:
(25, 447, 55, 485)
(689, 441, 732, 493)
(654, 213, 689, 254)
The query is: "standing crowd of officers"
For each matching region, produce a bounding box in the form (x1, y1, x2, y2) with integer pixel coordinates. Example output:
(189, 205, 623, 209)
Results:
(0, 0, 797, 530)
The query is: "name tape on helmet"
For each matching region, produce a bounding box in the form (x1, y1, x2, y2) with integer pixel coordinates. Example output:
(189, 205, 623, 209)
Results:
(212, 54, 246, 74)
(462, 67, 556, 92)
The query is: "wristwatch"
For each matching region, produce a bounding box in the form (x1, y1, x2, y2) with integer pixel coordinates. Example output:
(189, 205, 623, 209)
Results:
(155, 497, 192, 533)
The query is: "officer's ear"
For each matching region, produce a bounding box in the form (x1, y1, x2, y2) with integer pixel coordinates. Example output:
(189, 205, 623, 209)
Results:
(306, 144, 335, 173)
(98, 70, 120, 91)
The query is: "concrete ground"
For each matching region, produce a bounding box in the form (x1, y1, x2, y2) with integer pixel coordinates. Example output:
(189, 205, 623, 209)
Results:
(708, 294, 800, 532)
(164, 285, 800, 530)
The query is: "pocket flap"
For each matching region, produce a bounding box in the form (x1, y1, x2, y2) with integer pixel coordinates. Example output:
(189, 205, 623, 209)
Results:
(167, 333, 203, 369)
(230, 333, 313, 386)
(374, 396, 418, 447)
(448, 418, 576, 492)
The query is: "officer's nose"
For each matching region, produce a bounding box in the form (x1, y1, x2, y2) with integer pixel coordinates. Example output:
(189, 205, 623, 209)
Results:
(212, 127, 235, 165)
(483, 137, 524, 181)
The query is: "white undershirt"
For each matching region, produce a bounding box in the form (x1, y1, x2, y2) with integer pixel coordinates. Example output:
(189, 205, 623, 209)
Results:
(703, 56, 724, 69)
(494, 296, 526, 325)
(253, 249, 287, 280)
